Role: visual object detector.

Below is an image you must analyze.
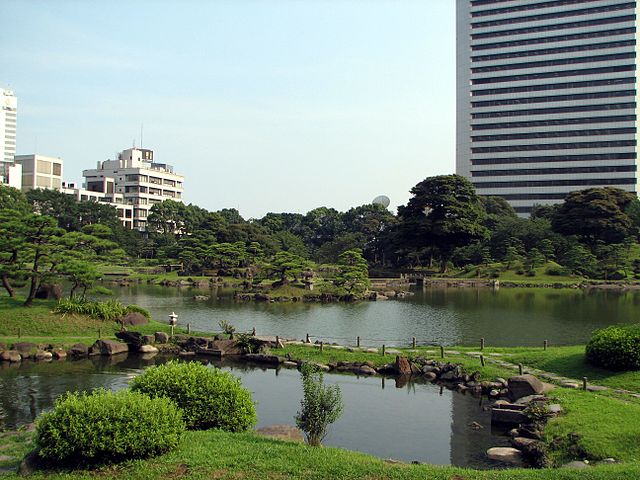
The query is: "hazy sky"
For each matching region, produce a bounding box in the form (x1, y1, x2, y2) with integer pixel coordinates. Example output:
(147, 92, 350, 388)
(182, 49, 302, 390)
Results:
(2, 1, 456, 218)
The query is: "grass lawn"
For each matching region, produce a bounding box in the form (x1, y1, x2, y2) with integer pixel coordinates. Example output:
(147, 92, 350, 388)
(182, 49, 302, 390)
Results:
(1, 429, 639, 480)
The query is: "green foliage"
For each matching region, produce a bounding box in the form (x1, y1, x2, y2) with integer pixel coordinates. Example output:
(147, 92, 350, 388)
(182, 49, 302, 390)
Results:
(295, 363, 344, 446)
(130, 360, 256, 431)
(586, 325, 640, 371)
(35, 389, 184, 465)
(234, 332, 261, 353)
(218, 319, 236, 337)
(333, 248, 371, 297)
(54, 298, 150, 322)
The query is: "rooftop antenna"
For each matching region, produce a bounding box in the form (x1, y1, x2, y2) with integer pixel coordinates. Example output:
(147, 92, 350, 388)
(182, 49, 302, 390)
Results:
(132, 138, 136, 148)
(140, 123, 144, 150)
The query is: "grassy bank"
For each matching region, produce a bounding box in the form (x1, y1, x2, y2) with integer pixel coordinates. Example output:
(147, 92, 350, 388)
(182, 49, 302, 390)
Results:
(1, 429, 639, 480)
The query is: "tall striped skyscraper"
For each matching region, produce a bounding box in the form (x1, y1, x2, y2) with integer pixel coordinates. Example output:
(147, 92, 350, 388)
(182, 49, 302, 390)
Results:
(1, 88, 17, 183)
(456, 0, 639, 215)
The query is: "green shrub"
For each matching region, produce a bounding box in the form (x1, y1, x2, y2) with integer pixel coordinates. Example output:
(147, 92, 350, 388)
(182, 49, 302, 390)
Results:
(586, 325, 640, 371)
(545, 263, 570, 276)
(54, 299, 150, 322)
(35, 389, 184, 466)
(295, 363, 343, 446)
(130, 360, 256, 431)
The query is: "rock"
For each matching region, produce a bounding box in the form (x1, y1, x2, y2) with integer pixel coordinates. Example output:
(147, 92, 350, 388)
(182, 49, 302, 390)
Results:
(89, 339, 129, 356)
(244, 353, 281, 364)
(514, 395, 547, 405)
(423, 372, 437, 381)
(357, 365, 377, 375)
(562, 460, 590, 469)
(282, 361, 298, 368)
(142, 334, 155, 345)
(512, 437, 539, 449)
(255, 425, 304, 443)
(154, 332, 170, 344)
(486, 447, 524, 466)
(468, 421, 483, 430)
(365, 348, 378, 353)
(547, 404, 563, 415)
(68, 343, 88, 357)
(489, 389, 500, 397)
(193, 295, 210, 301)
(139, 345, 159, 354)
(508, 374, 545, 400)
(52, 349, 67, 360)
(115, 331, 143, 348)
(587, 385, 609, 392)
(210, 339, 243, 355)
(395, 356, 412, 375)
(122, 312, 149, 326)
(0, 350, 21, 362)
(34, 283, 63, 300)
(495, 377, 507, 386)
(561, 382, 580, 389)
(179, 351, 196, 357)
(34, 350, 52, 361)
(491, 408, 528, 425)
(12, 342, 36, 358)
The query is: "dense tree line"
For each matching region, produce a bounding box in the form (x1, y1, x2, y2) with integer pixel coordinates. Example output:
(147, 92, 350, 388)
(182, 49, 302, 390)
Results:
(2, 173, 640, 298)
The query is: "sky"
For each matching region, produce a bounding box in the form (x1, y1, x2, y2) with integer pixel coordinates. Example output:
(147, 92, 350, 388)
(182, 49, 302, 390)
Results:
(2, 0, 456, 219)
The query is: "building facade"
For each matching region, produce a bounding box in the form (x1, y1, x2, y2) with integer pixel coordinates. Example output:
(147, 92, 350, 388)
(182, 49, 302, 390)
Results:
(1, 88, 17, 184)
(14, 154, 63, 191)
(456, 0, 640, 215)
(82, 147, 184, 231)
(61, 181, 134, 229)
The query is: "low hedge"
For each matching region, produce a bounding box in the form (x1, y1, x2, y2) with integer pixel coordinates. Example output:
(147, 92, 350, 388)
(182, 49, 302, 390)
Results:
(586, 324, 640, 371)
(130, 360, 257, 431)
(35, 389, 184, 465)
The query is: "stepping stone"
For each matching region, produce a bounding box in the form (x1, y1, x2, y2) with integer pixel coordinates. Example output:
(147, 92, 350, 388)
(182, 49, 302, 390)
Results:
(385, 349, 401, 355)
(365, 348, 378, 353)
(486, 447, 524, 466)
(562, 461, 590, 469)
(561, 382, 580, 389)
(587, 385, 609, 392)
(488, 353, 504, 357)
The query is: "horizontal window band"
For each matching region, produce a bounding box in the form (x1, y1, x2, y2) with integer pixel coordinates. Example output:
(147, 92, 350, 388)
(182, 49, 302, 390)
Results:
(471, 90, 635, 107)
(471, 153, 637, 166)
(471, 27, 636, 51)
(471, 77, 636, 96)
(471, 15, 635, 40)
(471, 165, 637, 177)
(472, 0, 619, 18)
(472, 65, 636, 85)
(488, 193, 569, 201)
(472, 40, 636, 62)
(471, 2, 635, 29)
(474, 177, 637, 188)
(472, 140, 637, 153)
(471, 127, 636, 141)
(471, 102, 636, 119)
(471, 115, 637, 130)
(471, 52, 636, 74)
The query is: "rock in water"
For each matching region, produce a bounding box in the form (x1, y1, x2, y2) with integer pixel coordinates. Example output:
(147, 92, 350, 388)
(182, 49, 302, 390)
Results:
(89, 340, 129, 356)
(487, 447, 524, 466)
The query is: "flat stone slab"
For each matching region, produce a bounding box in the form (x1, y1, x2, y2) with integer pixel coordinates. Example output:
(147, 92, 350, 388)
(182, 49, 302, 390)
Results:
(487, 447, 524, 466)
(587, 385, 609, 392)
(562, 461, 590, 469)
(561, 382, 580, 389)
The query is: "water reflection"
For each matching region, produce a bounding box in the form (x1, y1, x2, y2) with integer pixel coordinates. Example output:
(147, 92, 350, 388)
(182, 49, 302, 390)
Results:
(106, 284, 640, 346)
(0, 355, 508, 468)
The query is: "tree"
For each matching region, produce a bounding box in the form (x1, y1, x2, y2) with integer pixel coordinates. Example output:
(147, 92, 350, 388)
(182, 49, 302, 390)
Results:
(396, 175, 488, 272)
(552, 188, 636, 247)
(295, 363, 343, 447)
(269, 251, 312, 286)
(334, 249, 371, 297)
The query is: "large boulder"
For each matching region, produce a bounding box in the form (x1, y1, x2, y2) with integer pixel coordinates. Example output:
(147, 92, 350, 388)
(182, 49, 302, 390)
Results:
(211, 339, 243, 355)
(115, 331, 144, 348)
(508, 375, 545, 400)
(34, 350, 53, 361)
(35, 283, 63, 300)
(89, 339, 129, 356)
(395, 356, 412, 375)
(154, 332, 170, 344)
(0, 350, 22, 362)
(68, 343, 89, 357)
(487, 447, 524, 466)
(122, 312, 148, 327)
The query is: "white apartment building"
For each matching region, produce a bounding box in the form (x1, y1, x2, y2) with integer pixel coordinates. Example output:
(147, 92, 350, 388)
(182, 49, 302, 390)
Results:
(83, 147, 184, 231)
(1, 88, 18, 184)
(456, 0, 640, 215)
(14, 154, 63, 191)
(61, 181, 134, 229)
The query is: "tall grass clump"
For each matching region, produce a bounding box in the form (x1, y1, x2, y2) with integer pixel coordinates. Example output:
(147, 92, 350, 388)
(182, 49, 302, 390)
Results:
(54, 298, 150, 322)
(35, 389, 184, 466)
(295, 363, 344, 446)
(130, 360, 256, 431)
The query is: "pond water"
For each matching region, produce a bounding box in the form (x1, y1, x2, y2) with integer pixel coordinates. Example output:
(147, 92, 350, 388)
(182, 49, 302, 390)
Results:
(0, 355, 509, 468)
(108, 284, 640, 347)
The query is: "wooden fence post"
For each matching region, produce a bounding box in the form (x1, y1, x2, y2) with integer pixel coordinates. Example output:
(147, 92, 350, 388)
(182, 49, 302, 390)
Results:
(382, 344, 386, 356)
(357, 336, 360, 348)
(480, 338, 485, 351)
(412, 337, 416, 349)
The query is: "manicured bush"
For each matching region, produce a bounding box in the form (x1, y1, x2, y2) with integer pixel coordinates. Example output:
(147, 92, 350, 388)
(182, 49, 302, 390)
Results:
(586, 325, 640, 371)
(545, 263, 570, 276)
(35, 389, 184, 466)
(130, 360, 256, 431)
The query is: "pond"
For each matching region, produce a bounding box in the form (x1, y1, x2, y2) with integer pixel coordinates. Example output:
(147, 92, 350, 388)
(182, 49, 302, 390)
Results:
(107, 284, 640, 347)
(0, 355, 509, 468)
